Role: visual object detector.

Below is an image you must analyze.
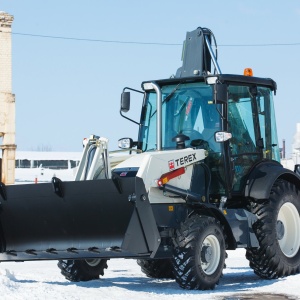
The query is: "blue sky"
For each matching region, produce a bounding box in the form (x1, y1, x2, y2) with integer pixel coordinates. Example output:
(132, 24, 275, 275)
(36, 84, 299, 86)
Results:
(1, 1, 300, 156)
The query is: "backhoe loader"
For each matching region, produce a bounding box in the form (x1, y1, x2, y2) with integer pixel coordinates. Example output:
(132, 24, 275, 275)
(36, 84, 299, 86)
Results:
(1, 27, 300, 290)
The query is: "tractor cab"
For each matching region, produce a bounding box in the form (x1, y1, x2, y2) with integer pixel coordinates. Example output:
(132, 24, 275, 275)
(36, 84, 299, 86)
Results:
(120, 74, 279, 200)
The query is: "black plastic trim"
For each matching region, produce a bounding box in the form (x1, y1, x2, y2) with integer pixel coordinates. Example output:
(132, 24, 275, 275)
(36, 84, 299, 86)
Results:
(245, 160, 300, 199)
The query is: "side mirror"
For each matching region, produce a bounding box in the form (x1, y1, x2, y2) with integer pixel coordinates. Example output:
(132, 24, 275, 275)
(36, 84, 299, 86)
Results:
(121, 92, 130, 113)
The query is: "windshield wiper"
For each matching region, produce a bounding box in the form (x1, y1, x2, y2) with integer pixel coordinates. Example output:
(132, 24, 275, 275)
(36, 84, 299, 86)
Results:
(163, 82, 182, 104)
(150, 82, 182, 118)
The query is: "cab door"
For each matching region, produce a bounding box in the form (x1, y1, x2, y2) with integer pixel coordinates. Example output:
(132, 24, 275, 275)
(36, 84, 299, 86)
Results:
(228, 85, 280, 193)
(227, 85, 263, 193)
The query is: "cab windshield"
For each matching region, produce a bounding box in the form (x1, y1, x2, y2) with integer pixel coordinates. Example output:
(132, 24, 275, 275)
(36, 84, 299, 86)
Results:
(140, 82, 222, 152)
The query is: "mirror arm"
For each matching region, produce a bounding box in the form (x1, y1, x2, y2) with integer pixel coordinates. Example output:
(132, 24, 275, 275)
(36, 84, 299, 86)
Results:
(119, 109, 140, 125)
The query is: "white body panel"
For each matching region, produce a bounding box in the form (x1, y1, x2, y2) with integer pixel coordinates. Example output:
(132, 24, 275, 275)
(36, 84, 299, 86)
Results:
(74, 136, 207, 204)
(115, 148, 207, 203)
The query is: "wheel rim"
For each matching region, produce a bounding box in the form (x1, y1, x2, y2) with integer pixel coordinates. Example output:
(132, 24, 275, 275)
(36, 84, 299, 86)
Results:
(277, 202, 300, 257)
(85, 258, 102, 267)
(199, 234, 221, 275)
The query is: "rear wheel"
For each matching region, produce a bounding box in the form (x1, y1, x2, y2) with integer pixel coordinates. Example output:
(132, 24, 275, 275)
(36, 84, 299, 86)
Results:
(57, 259, 108, 282)
(137, 259, 175, 279)
(246, 179, 300, 278)
(172, 215, 226, 290)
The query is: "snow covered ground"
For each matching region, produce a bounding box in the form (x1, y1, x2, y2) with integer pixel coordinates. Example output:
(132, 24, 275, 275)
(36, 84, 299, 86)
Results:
(0, 249, 299, 300)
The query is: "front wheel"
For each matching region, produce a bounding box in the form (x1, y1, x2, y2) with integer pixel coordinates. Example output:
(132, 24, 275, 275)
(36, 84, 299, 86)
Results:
(58, 259, 108, 282)
(172, 215, 226, 290)
(246, 179, 300, 278)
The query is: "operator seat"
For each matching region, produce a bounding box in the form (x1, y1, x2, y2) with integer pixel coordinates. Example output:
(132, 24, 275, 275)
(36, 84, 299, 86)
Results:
(181, 129, 204, 147)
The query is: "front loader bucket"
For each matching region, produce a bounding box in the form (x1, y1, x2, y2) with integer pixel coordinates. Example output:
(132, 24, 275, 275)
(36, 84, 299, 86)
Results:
(0, 177, 160, 261)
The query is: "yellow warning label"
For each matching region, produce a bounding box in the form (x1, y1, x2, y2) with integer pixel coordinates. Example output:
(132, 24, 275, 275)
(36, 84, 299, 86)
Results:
(168, 205, 174, 212)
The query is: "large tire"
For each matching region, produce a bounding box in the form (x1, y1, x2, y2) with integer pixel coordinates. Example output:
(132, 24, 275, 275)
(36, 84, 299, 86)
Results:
(172, 215, 226, 290)
(137, 259, 175, 279)
(246, 179, 300, 279)
(57, 259, 108, 282)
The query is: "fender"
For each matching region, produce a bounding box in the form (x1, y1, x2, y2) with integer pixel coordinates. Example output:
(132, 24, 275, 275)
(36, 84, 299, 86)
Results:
(192, 205, 258, 249)
(244, 160, 300, 200)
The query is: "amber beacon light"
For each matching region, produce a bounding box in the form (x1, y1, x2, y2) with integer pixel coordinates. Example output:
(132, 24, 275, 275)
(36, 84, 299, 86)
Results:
(244, 68, 253, 76)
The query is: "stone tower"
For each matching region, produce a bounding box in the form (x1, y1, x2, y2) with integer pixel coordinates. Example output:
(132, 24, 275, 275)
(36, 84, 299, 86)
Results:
(0, 11, 16, 184)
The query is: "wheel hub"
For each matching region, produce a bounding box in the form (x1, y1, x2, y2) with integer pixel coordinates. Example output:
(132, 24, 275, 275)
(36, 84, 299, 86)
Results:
(199, 234, 221, 275)
(201, 245, 213, 263)
(276, 220, 285, 240)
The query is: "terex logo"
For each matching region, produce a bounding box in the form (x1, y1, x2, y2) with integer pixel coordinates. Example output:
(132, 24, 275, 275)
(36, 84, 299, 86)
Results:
(168, 160, 175, 170)
(169, 153, 197, 170)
